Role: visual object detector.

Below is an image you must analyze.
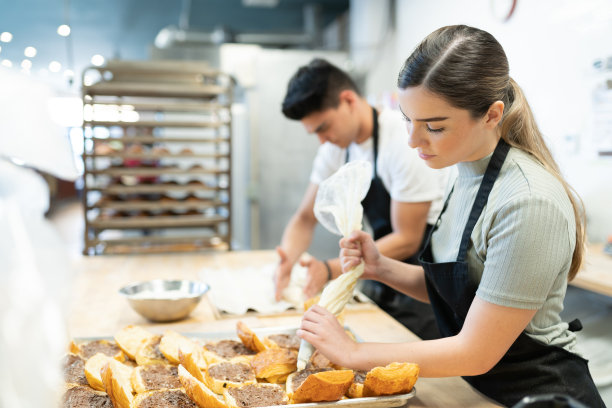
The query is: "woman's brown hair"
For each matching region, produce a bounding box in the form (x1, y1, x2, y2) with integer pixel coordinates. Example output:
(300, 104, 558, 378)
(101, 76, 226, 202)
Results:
(398, 25, 585, 280)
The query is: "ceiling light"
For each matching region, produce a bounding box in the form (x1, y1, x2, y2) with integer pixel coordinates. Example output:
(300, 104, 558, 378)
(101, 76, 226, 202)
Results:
(57, 24, 71, 37)
(0, 32, 13, 43)
(1, 59, 12, 68)
(21, 59, 32, 69)
(24, 46, 37, 58)
(49, 61, 62, 72)
(91, 54, 105, 66)
(64, 69, 74, 78)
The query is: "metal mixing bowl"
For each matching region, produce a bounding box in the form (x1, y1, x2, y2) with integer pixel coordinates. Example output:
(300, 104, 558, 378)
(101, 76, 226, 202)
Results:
(119, 279, 210, 322)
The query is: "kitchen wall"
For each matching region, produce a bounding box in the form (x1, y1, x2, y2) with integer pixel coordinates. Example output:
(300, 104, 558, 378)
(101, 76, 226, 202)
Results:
(356, 0, 612, 243)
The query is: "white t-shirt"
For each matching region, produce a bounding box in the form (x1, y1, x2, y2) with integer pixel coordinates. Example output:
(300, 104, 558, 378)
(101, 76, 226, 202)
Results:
(309, 109, 449, 225)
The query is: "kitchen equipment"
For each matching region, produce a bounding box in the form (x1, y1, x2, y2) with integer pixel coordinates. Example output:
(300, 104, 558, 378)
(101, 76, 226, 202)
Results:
(118, 279, 210, 322)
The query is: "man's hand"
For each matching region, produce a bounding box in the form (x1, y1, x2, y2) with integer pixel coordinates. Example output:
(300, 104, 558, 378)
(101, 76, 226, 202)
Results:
(299, 257, 329, 299)
(274, 246, 293, 301)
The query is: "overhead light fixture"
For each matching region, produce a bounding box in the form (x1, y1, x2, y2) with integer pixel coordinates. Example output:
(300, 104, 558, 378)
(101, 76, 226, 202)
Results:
(64, 69, 75, 78)
(24, 46, 37, 58)
(1, 59, 13, 68)
(49, 61, 62, 72)
(21, 59, 32, 70)
(91, 54, 105, 67)
(0, 32, 13, 43)
(57, 24, 71, 37)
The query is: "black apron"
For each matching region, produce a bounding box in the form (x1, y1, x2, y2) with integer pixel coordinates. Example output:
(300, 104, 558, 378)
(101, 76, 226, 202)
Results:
(350, 107, 439, 341)
(419, 139, 605, 408)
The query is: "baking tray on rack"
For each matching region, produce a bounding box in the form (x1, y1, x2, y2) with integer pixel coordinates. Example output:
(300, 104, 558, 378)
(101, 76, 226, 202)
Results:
(72, 325, 417, 408)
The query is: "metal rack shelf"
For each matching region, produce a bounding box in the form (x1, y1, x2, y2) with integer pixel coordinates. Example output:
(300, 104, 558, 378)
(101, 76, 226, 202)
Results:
(82, 60, 233, 255)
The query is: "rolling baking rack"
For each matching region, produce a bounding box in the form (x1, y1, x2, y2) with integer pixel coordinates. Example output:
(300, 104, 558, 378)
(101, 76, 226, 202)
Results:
(81, 60, 233, 255)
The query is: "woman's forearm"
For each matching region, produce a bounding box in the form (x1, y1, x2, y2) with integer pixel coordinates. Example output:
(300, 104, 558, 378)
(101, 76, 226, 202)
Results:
(374, 256, 430, 303)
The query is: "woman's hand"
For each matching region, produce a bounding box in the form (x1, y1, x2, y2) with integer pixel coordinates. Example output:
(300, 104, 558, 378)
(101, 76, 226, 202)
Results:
(297, 305, 358, 368)
(339, 230, 381, 280)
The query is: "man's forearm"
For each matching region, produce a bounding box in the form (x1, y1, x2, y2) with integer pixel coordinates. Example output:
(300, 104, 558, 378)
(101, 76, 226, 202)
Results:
(280, 214, 317, 265)
(375, 231, 422, 260)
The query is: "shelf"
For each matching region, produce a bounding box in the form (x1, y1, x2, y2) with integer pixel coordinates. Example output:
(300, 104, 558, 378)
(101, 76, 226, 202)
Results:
(88, 200, 226, 211)
(90, 136, 230, 144)
(83, 153, 229, 159)
(84, 101, 229, 112)
(88, 184, 228, 194)
(87, 167, 229, 176)
(89, 214, 228, 229)
(83, 119, 229, 128)
(84, 82, 228, 98)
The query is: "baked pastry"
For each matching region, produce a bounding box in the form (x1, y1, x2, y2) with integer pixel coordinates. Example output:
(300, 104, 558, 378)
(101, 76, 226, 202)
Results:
(262, 333, 300, 351)
(131, 364, 181, 393)
(346, 370, 367, 398)
(132, 389, 198, 407)
(84, 353, 115, 391)
(236, 321, 266, 353)
(63, 353, 89, 387)
(250, 347, 297, 384)
(159, 329, 206, 368)
(178, 364, 227, 408)
(62, 385, 113, 408)
(203, 339, 256, 365)
(306, 350, 339, 370)
(178, 349, 205, 382)
(70, 339, 125, 362)
(223, 383, 288, 408)
(100, 359, 134, 408)
(114, 325, 156, 360)
(286, 369, 353, 403)
(135, 335, 170, 366)
(204, 361, 256, 394)
(363, 362, 419, 397)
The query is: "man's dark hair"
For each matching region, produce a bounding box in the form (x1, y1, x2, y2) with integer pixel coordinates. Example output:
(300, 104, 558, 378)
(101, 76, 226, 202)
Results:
(281, 58, 360, 120)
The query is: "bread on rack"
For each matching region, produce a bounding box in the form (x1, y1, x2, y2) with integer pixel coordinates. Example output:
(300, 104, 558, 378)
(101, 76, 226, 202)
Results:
(135, 335, 170, 366)
(362, 362, 420, 397)
(250, 347, 297, 384)
(114, 325, 156, 360)
(223, 383, 288, 408)
(70, 339, 125, 362)
(346, 370, 367, 398)
(178, 364, 227, 408)
(202, 339, 256, 365)
(100, 359, 135, 408)
(132, 389, 198, 408)
(235, 321, 267, 353)
(84, 353, 115, 391)
(63, 353, 89, 387)
(159, 329, 206, 369)
(62, 385, 113, 408)
(262, 333, 300, 351)
(204, 361, 257, 394)
(130, 364, 181, 393)
(286, 369, 353, 404)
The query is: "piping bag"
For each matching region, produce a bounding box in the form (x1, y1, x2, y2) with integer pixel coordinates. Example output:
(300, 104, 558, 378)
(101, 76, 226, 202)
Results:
(296, 160, 373, 370)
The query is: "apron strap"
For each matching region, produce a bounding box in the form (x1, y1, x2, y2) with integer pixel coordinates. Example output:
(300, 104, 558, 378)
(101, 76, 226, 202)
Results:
(457, 139, 511, 262)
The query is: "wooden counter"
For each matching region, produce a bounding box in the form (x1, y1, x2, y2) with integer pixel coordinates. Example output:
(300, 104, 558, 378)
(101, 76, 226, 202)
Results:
(69, 250, 501, 408)
(571, 244, 612, 297)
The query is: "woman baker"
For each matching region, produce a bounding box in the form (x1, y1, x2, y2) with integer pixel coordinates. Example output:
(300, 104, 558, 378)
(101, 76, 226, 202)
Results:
(297, 25, 605, 407)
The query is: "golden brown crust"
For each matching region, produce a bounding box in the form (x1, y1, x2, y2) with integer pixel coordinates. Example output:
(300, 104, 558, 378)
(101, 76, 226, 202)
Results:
(84, 353, 114, 391)
(114, 325, 155, 360)
(101, 359, 134, 408)
(159, 330, 206, 368)
(204, 361, 256, 395)
(179, 365, 228, 408)
(135, 335, 170, 366)
(178, 349, 205, 382)
(250, 347, 297, 383)
(363, 362, 419, 397)
(288, 369, 354, 403)
(235, 321, 267, 353)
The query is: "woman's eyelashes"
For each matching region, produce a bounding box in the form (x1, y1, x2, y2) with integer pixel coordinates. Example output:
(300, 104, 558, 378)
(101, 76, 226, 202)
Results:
(427, 125, 444, 133)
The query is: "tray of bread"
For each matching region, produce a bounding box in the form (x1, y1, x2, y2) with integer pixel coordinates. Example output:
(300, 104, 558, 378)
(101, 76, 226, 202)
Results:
(63, 323, 417, 407)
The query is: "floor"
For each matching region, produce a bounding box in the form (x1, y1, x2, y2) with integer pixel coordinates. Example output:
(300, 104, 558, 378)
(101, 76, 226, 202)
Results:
(50, 200, 612, 407)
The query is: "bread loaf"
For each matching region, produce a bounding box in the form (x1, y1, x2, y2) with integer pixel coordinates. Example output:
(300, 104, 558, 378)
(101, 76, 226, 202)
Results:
(114, 325, 155, 360)
(223, 383, 288, 408)
(286, 369, 353, 404)
(363, 362, 419, 397)
(204, 361, 256, 394)
(178, 364, 227, 408)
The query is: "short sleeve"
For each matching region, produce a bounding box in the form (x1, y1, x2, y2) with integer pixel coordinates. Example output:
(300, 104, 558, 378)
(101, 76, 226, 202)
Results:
(476, 195, 575, 309)
(309, 142, 344, 185)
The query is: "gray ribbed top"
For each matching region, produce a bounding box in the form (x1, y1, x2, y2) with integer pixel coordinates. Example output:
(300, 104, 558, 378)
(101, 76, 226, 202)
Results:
(431, 147, 578, 352)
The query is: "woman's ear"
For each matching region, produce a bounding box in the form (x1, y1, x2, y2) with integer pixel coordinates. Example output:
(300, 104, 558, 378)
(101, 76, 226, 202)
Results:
(485, 101, 505, 129)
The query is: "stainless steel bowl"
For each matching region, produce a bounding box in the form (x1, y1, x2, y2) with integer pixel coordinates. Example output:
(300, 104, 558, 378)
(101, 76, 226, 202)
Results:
(119, 279, 210, 322)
